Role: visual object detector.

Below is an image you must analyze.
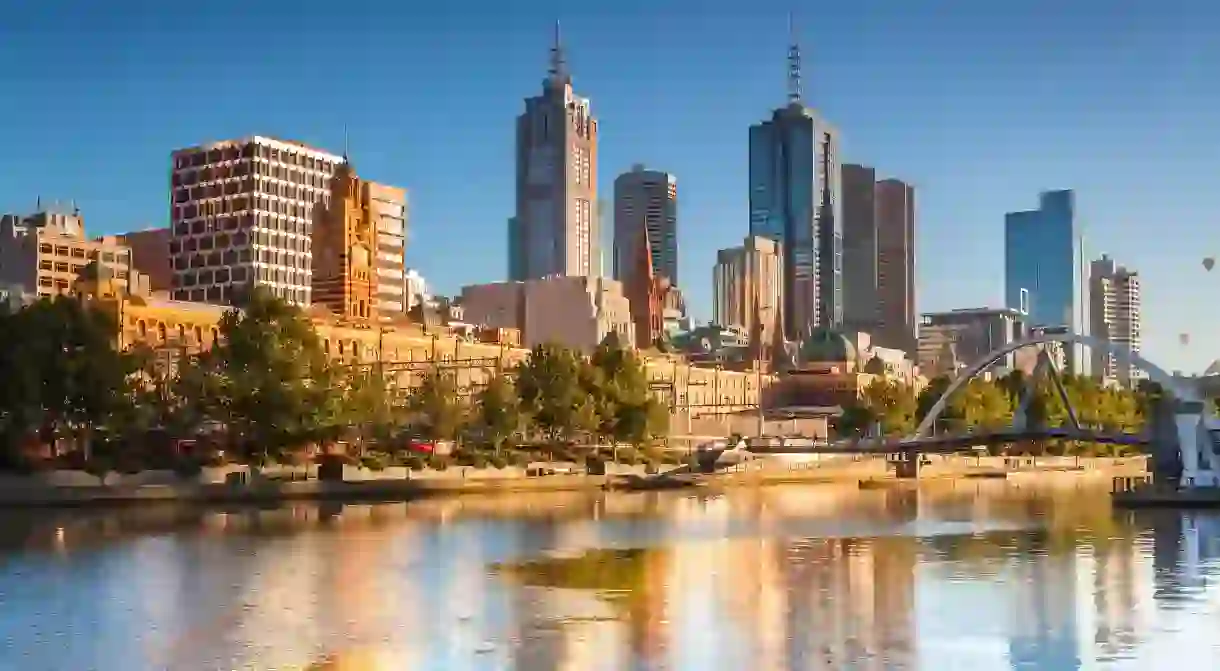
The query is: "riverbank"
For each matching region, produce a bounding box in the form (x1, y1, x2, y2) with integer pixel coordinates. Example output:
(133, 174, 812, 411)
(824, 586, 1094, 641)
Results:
(0, 456, 1149, 508)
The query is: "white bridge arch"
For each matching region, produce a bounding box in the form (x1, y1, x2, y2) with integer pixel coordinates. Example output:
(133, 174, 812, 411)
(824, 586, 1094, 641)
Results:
(912, 331, 1197, 439)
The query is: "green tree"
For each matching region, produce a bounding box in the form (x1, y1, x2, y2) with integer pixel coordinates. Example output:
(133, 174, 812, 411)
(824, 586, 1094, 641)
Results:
(591, 335, 668, 450)
(861, 379, 917, 436)
(0, 296, 140, 466)
(515, 343, 585, 442)
(475, 373, 523, 454)
(408, 368, 467, 441)
(184, 288, 344, 463)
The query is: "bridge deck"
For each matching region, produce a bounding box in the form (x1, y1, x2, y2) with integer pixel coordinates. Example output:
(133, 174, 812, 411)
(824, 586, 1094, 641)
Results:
(741, 428, 1148, 455)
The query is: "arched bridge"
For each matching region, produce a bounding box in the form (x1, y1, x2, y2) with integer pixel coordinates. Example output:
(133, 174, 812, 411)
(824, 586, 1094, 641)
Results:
(911, 330, 1196, 443)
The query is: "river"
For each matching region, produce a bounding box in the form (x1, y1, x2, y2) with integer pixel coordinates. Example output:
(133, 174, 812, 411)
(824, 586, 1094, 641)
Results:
(0, 482, 1217, 670)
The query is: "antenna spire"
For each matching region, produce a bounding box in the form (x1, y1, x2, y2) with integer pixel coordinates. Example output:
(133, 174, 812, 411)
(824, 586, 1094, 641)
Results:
(787, 13, 803, 103)
(342, 124, 350, 163)
(549, 20, 569, 82)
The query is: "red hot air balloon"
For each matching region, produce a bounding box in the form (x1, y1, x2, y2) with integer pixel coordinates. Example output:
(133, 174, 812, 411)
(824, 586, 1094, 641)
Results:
(1204, 257, 1215, 272)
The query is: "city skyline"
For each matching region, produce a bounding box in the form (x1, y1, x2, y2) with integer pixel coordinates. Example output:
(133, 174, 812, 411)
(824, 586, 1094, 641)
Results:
(0, 2, 1217, 370)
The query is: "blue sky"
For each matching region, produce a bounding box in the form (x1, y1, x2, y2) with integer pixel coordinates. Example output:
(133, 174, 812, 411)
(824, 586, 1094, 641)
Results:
(1, 0, 1217, 371)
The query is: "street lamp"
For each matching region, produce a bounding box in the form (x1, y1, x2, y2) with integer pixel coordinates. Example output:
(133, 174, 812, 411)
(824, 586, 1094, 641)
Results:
(756, 305, 773, 438)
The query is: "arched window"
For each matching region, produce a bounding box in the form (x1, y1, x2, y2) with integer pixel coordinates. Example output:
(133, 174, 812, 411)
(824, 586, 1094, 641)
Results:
(156, 323, 167, 343)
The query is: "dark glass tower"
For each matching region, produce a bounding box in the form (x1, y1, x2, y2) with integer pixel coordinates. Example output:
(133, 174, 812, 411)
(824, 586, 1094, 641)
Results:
(748, 30, 842, 340)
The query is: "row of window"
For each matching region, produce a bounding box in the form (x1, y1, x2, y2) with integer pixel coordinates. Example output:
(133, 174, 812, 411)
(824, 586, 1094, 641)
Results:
(173, 178, 327, 213)
(170, 283, 307, 305)
(174, 196, 323, 228)
(169, 230, 312, 256)
(172, 248, 309, 274)
(37, 243, 128, 265)
(174, 142, 338, 174)
(173, 213, 312, 240)
(38, 260, 128, 279)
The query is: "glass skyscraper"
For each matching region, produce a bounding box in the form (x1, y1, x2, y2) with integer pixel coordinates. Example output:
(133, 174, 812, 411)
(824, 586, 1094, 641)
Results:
(1004, 189, 1083, 371)
(748, 102, 842, 339)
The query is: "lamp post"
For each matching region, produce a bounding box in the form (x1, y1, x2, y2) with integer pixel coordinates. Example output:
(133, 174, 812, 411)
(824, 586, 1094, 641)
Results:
(756, 305, 773, 438)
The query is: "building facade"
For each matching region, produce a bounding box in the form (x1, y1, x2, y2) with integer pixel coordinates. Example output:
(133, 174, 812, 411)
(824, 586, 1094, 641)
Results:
(917, 307, 1026, 377)
(509, 29, 599, 281)
(712, 235, 784, 345)
(1004, 190, 1080, 330)
(841, 166, 916, 353)
(875, 178, 916, 354)
(0, 209, 136, 298)
(461, 275, 633, 353)
(116, 228, 173, 293)
(613, 165, 677, 285)
(842, 164, 878, 332)
(1004, 190, 1082, 372)
(748, 95, 841, 339)
(1089, 255, 1142, 385)
(169, 135, 344, 306)
(366, 181, 408, 314)
(312, 161, 379, 322)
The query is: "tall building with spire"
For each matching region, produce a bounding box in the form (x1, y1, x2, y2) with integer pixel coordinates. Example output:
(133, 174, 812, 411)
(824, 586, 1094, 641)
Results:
(509, 24, 599, 281)
(748, 19, 842, 340)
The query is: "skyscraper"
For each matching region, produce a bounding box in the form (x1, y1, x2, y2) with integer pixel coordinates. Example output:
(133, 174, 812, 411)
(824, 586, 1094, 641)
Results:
(875, 178, 916, 354)
(509, 24, 599, 281)
(169, 136, 344, 306)
(1089, 255, 1142, 385)
(1004, 190, 1080, 331)
(748, 28, 842, 339)
(841, 164, 878, 331)
(841, 165, 917, 353)
(613, 164, 677, 285)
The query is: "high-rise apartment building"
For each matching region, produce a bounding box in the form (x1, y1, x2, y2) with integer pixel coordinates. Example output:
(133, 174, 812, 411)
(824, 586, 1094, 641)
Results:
(169, 136, 344, 306)
(712, 235, 784, 344)
(1005, 190, 1082, 371)
(748, 34, 841, 339)
(613, 165, 677, 285)
(842, 165, 916, 354)
(509, 26, 598, 281)
(365, 181, 408, 314)
(1089, 255, 1142, 385)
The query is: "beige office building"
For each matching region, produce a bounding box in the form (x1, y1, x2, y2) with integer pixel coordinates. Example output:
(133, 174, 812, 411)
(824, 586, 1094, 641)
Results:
(712, 235, 783, 340)
(0, 209, 141, 299)
(460, 275, 633, 353)
(169, 135, 345, 306)
(365, 182, 408, 314)
(1089, 255, 1142, 385)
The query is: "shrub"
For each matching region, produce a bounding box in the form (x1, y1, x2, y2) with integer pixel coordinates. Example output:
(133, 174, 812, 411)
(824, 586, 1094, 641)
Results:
(488, 454, 508, 469)
(428, 455, 450, 471)
(360, 454, 388, 471)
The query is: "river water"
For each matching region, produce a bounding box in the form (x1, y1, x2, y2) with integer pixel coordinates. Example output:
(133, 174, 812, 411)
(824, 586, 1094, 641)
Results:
(0, 482, 1218, 670)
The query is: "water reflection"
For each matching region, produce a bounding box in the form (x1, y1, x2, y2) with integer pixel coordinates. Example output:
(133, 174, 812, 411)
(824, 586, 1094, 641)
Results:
(0, 483, 1219, 669)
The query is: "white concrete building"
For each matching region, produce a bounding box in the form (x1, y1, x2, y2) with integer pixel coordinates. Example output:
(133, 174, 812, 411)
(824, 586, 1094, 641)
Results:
(169, 135, 344, 306)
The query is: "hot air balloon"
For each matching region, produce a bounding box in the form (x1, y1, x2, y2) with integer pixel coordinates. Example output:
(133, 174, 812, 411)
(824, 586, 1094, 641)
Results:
(1204, 257, 1215, 272)
(1180, 333, 1191, 346)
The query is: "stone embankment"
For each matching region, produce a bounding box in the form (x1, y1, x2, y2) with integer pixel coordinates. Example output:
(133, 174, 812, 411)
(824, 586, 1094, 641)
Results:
(0, 455, 1149, 508)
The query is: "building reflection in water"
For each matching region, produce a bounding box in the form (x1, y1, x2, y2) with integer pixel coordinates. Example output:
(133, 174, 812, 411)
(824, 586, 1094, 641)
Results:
(5, 488, 1220, 670)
